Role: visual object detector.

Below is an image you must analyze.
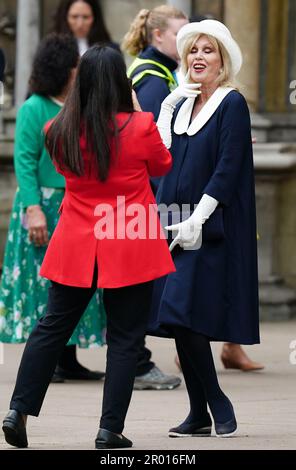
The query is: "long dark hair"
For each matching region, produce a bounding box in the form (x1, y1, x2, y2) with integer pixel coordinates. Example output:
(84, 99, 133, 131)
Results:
(53, 0, 111, 45)
(29, 33, 79, 97)
(45, 45, 134, 181)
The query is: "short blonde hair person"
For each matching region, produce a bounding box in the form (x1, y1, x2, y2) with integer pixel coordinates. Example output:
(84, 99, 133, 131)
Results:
(181, 33, 237, 89)
(122, 5, 187, 56)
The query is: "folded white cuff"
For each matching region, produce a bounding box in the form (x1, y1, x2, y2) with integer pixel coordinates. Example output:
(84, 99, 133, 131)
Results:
(191, 194, 219, 224)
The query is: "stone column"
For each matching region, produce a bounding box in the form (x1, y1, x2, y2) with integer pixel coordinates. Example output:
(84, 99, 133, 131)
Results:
(166, 0, 192, 16)
(259, 0, 290, 113)
(15, 0, 40, 108)
(255, 144, 296, 320)
(224, 0, 260, 111)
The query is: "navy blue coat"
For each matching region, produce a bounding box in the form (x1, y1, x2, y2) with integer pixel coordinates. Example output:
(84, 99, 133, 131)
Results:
(149, 90, 260, 345)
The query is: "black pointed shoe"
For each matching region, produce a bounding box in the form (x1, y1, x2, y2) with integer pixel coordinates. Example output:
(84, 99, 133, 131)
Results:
(169, 414, 212, 438)
(95, 428, 133, 449)
(2, 410, 28, 448)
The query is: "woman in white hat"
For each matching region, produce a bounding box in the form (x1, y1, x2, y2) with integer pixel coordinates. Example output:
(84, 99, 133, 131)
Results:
(149, 20, 260, 437)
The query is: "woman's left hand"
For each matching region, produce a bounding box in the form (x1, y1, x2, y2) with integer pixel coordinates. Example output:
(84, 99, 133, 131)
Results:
(26, 205, 49, 247)
(165, 195, 218, 251)
(165, 215, 203, 251)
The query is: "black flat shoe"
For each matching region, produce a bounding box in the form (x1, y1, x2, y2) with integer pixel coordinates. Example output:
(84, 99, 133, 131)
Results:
(95, 428, 133, 449)
(169, 414, 212, 438)
(2, 410, 28, 448)
(54, 366, 105, 381)
(214, 401, 237, 437)
(215, 416, 237, 437)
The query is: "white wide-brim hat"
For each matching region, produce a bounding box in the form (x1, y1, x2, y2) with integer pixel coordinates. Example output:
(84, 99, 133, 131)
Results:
(177, 20, 242, 76)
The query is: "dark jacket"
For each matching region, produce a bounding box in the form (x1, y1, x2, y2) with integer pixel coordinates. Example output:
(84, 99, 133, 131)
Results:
(133, 46, 178, 121)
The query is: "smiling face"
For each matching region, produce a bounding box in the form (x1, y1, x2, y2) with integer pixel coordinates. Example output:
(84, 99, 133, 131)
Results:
(67, 1, 94, 39)
(186, 34, 222, 86)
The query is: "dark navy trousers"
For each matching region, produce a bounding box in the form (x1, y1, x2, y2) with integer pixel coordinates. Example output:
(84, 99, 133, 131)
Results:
(10, 266, 153, 433)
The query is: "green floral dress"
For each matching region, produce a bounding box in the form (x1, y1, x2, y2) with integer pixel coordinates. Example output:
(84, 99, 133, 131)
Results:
(0, 187, 106, 347)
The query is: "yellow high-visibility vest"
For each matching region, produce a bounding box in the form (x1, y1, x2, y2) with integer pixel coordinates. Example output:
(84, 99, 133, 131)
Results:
(127, 57, 177, 91)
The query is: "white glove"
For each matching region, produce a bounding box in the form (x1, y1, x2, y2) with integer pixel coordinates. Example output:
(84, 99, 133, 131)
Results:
(163, 83, 201, 107)
(157, 83, 201, 149)
(165, 194, 218, 251)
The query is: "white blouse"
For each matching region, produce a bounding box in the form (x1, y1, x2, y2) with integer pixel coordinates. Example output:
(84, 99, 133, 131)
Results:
(77, 38, 89, 56)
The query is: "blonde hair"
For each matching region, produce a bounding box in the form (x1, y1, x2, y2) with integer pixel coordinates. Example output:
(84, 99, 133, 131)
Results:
(122, 5, 187, 56)
(181, 34, 237, 89)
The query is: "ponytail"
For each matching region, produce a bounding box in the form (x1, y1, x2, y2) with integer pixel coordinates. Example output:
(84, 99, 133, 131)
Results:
(122, 9, 150, 56)
(122, 5, 187, 56)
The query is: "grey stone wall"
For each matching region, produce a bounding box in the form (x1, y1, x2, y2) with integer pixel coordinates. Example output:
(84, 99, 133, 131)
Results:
(0, 0, 17, 104)
(192, 0, 224, 19)
(42, 0, 162, 42)
(0, 170, 16, 268)
(101, 0, 162, 44)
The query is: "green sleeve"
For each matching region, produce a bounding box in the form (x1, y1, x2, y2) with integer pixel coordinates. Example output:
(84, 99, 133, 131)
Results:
(14, 103, 42, 208)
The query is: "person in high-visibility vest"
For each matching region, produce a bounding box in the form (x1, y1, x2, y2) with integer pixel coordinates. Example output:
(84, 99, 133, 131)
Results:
(123, 5, 188, 121)
(123, 5, 187, 196)
(121, 5, 188, 391)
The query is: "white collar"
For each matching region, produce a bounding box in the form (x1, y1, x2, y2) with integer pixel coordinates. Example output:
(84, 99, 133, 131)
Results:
(49, 96, 64, 107)
(174, 86, 234, 136)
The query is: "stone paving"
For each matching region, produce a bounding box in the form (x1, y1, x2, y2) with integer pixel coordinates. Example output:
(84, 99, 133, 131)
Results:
(0, 321, 296, 450)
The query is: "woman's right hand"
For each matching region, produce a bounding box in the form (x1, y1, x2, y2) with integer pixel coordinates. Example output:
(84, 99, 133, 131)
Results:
(26, 205, 49, 247)
(132, 89, 142, 112)
(156, 83, 201, 149)
(163, 83, 202, 108)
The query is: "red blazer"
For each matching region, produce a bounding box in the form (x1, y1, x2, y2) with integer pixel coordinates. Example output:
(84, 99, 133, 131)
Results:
(40, 112, 175, 288)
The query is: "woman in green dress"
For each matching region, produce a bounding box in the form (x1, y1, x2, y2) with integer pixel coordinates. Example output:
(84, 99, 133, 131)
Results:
(0, 33, 106, 381)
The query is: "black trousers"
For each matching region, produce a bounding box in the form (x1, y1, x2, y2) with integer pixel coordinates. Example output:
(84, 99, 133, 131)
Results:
(136, 340, 154, 376)
(10, 267, 153, 433)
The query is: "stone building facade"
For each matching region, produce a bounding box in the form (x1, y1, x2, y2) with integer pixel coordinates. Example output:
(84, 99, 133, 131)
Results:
(0, 0, 296, 319)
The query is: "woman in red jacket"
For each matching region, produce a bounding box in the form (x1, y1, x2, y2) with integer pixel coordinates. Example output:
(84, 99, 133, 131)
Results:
(2, 45, 175, 450)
